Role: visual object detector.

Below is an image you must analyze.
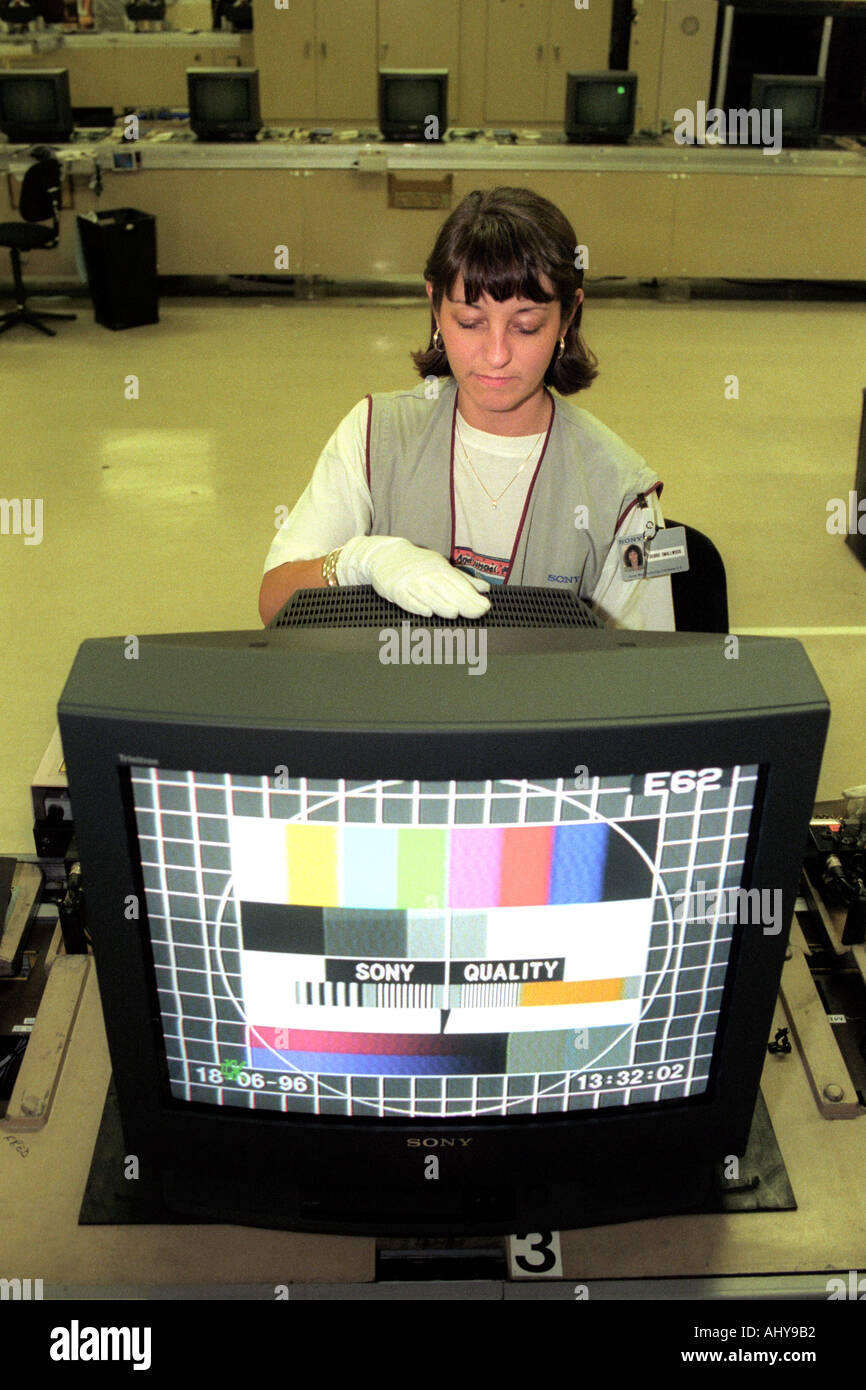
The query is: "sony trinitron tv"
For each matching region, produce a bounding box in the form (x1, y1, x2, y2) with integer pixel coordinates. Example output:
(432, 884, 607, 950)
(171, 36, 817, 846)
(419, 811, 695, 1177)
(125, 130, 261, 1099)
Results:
(186, 67, 261, 142)
(379, 69, 448, 142)
(0, 69, 73, 144)
(565, 71, 637, 143)
(750, 74, 825, 147)
(58, 589, 829, 1235)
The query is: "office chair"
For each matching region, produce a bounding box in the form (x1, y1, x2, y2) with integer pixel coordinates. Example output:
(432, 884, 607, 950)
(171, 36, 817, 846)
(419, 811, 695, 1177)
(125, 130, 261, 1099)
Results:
(0, 0, 40, 32)
(662, 519, 729, 633)
(0, 150, 77, 338)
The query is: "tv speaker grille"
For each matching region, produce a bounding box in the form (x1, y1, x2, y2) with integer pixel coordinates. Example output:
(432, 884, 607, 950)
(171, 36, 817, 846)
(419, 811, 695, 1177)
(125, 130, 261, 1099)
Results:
(269, 585, 602, 630)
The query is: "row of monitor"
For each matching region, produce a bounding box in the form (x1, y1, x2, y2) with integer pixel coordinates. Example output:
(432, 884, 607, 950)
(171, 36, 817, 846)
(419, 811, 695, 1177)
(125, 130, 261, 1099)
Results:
(0, 67, 829, 146)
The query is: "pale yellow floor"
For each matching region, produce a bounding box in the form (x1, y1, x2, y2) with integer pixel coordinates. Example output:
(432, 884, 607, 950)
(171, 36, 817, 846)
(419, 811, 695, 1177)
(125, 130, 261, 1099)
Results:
(1, 291, 865, 853)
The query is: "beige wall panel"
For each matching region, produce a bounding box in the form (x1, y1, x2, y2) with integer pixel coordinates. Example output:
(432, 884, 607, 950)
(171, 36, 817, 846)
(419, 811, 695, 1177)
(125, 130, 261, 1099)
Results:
(458, 0, 488, 126)
(446, 169, 677, 277)
(4, 165, 862, 283)
(656, 0, 718, 129)
(315, 0, 378, 120)
(112, 46, 244, 108)
(671, 175, 866, 278)
(253, 0, 316, 122)
(484, 0, 549, 124)
(377, 0, 461, 74)
(629, 0, 665, 132)
(301, 170, 446, 276)
(545, 0, 613, 121)
(0, 42, 243, 110)
(631, 0, 718, 134)
(299, 168, 678, 279)
(84, 168, 307, 275)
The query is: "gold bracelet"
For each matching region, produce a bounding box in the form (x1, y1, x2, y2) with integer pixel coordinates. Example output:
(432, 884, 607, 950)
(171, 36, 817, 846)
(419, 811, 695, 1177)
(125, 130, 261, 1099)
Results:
(322, 547, 342, 587)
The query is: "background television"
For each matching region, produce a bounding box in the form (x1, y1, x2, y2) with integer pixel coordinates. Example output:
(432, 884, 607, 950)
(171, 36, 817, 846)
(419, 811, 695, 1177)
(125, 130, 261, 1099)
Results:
(379, 69, 447, 142)
(0, 69, 73, 144)
(751, 73, 825, 146)
(565, 71, 637, 143)
(57, 620, 829, 1235)
(186, 68, 261, 142)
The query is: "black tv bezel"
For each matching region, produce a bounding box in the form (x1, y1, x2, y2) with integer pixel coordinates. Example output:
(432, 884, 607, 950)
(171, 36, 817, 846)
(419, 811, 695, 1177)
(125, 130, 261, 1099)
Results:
(378, 68, 448, 143)
(0, 67, 73, 144)
(565, 70, 637, 144)
(186, 66, 262, 142)
(750, 72, 826, 144)
(59, 628, 828, 1234)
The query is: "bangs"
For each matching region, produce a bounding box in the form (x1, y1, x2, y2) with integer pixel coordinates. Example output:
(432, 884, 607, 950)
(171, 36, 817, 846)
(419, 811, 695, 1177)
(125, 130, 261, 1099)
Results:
(447, 246, 557, 308)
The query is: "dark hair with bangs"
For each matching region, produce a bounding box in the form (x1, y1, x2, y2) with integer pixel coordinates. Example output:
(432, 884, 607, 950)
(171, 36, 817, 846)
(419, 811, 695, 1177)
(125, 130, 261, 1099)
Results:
(411, 186, 598, 395)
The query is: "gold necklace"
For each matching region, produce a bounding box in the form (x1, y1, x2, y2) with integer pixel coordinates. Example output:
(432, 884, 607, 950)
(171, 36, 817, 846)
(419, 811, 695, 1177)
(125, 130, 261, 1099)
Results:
(456, 417, 543, 511)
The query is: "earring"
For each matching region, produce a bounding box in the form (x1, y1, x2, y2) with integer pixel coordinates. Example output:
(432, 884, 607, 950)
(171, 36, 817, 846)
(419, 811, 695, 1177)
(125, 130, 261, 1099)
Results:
(433, 327, 444, 351)
(557, 336, 566, 360)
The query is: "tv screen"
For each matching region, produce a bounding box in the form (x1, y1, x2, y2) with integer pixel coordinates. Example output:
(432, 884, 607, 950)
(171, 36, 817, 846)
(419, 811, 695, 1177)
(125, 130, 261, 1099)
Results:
(751, 74, 824, 145)
(58, 617, 829, 1234)
(565, 71, 636, 143)
(132, 761, 758, 1120)
(379, 69, 447, 141)
(187, 68, 261, 141)
(0, 69, 73, 143)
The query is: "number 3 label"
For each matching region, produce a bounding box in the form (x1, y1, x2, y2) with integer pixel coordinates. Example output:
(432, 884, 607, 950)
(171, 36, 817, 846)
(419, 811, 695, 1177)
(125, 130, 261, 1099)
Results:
(509, 1231, 563, 1278)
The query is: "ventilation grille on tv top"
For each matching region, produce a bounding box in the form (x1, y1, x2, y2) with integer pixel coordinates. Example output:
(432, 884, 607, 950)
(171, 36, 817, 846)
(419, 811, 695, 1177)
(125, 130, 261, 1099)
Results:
(269, 584, 603, 630)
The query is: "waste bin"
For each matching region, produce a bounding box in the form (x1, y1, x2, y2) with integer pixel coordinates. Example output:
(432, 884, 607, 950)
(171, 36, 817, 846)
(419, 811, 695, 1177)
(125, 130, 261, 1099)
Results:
(76, 208, 158, 330)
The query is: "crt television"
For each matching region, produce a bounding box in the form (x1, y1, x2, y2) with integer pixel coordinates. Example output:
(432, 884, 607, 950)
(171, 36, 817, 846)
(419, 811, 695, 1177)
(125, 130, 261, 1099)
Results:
(186, 68, 262, 142)
(379, 69, 448, 142)
(751, 74, 825, 147)
(57, 612, 829, 1235)
(565, 71, 637, 143)
(0, 69, 73, 144)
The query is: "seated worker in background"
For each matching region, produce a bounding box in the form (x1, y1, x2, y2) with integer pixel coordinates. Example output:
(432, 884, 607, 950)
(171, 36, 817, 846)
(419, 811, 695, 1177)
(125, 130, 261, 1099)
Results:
(259, 185, 674, 631)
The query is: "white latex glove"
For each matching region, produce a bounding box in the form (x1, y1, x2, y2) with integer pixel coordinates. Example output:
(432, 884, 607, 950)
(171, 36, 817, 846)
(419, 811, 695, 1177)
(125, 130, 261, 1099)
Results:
(337, 535, 491, 619)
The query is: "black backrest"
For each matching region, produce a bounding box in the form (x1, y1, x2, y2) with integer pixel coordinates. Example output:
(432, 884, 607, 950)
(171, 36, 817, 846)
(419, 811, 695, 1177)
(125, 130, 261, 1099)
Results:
(663, 518, 729, 633)
(19, 156, 62, 225)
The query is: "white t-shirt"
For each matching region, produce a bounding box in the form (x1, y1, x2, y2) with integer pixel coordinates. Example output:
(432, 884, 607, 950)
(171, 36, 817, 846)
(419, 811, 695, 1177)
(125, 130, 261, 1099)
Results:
(263, 397, 676, 631)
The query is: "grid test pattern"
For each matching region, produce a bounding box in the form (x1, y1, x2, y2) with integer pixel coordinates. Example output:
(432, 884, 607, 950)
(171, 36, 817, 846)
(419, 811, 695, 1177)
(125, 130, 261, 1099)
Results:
(131, 767, 759, 1119)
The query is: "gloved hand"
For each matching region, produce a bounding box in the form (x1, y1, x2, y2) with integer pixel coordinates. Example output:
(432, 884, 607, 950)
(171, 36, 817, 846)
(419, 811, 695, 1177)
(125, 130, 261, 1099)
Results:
(337, 535, 491, 619)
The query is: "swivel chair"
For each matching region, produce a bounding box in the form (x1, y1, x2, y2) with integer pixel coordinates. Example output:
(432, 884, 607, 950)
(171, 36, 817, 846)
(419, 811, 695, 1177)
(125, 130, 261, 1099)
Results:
(663, 519, 729, 633)
(0, 0, 40, 32)
(0, 150, 76, 337)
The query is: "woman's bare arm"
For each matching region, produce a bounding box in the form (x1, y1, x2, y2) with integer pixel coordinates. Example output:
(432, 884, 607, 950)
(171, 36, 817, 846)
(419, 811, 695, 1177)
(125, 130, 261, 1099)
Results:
(258, 558, 329, 626)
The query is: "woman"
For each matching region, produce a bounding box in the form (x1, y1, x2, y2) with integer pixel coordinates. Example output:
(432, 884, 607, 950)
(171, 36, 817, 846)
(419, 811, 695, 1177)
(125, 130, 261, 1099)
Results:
(259, 186, 674, 630)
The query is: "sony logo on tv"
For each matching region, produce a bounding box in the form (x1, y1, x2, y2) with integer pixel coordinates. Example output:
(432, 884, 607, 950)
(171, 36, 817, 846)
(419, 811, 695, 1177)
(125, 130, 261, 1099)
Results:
(406, 1137, 474, 1148)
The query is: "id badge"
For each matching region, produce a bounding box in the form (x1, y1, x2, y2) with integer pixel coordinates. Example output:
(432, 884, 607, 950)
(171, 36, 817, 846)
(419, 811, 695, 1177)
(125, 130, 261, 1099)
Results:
(645, 525, 689, 576)
(619, 534, 648, 581)
(619, 526, 689, 580)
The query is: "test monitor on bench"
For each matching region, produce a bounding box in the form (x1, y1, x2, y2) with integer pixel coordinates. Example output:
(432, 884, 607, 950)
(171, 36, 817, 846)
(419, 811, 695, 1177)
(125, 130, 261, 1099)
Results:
(565, 71, 637, 143)
(58, 606, 829, 1234)
(186, 68, 262, 141)
(379, 69, 448, 142)
(0, 69, 73, 144)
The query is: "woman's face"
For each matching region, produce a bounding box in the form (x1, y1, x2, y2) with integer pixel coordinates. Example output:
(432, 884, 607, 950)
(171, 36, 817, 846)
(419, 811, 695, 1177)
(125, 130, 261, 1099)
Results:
(426, 273, 581, 432)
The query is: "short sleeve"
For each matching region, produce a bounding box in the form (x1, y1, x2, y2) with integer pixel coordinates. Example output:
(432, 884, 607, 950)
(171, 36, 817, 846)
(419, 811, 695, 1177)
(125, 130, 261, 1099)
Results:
(262, 399, 373, 575)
